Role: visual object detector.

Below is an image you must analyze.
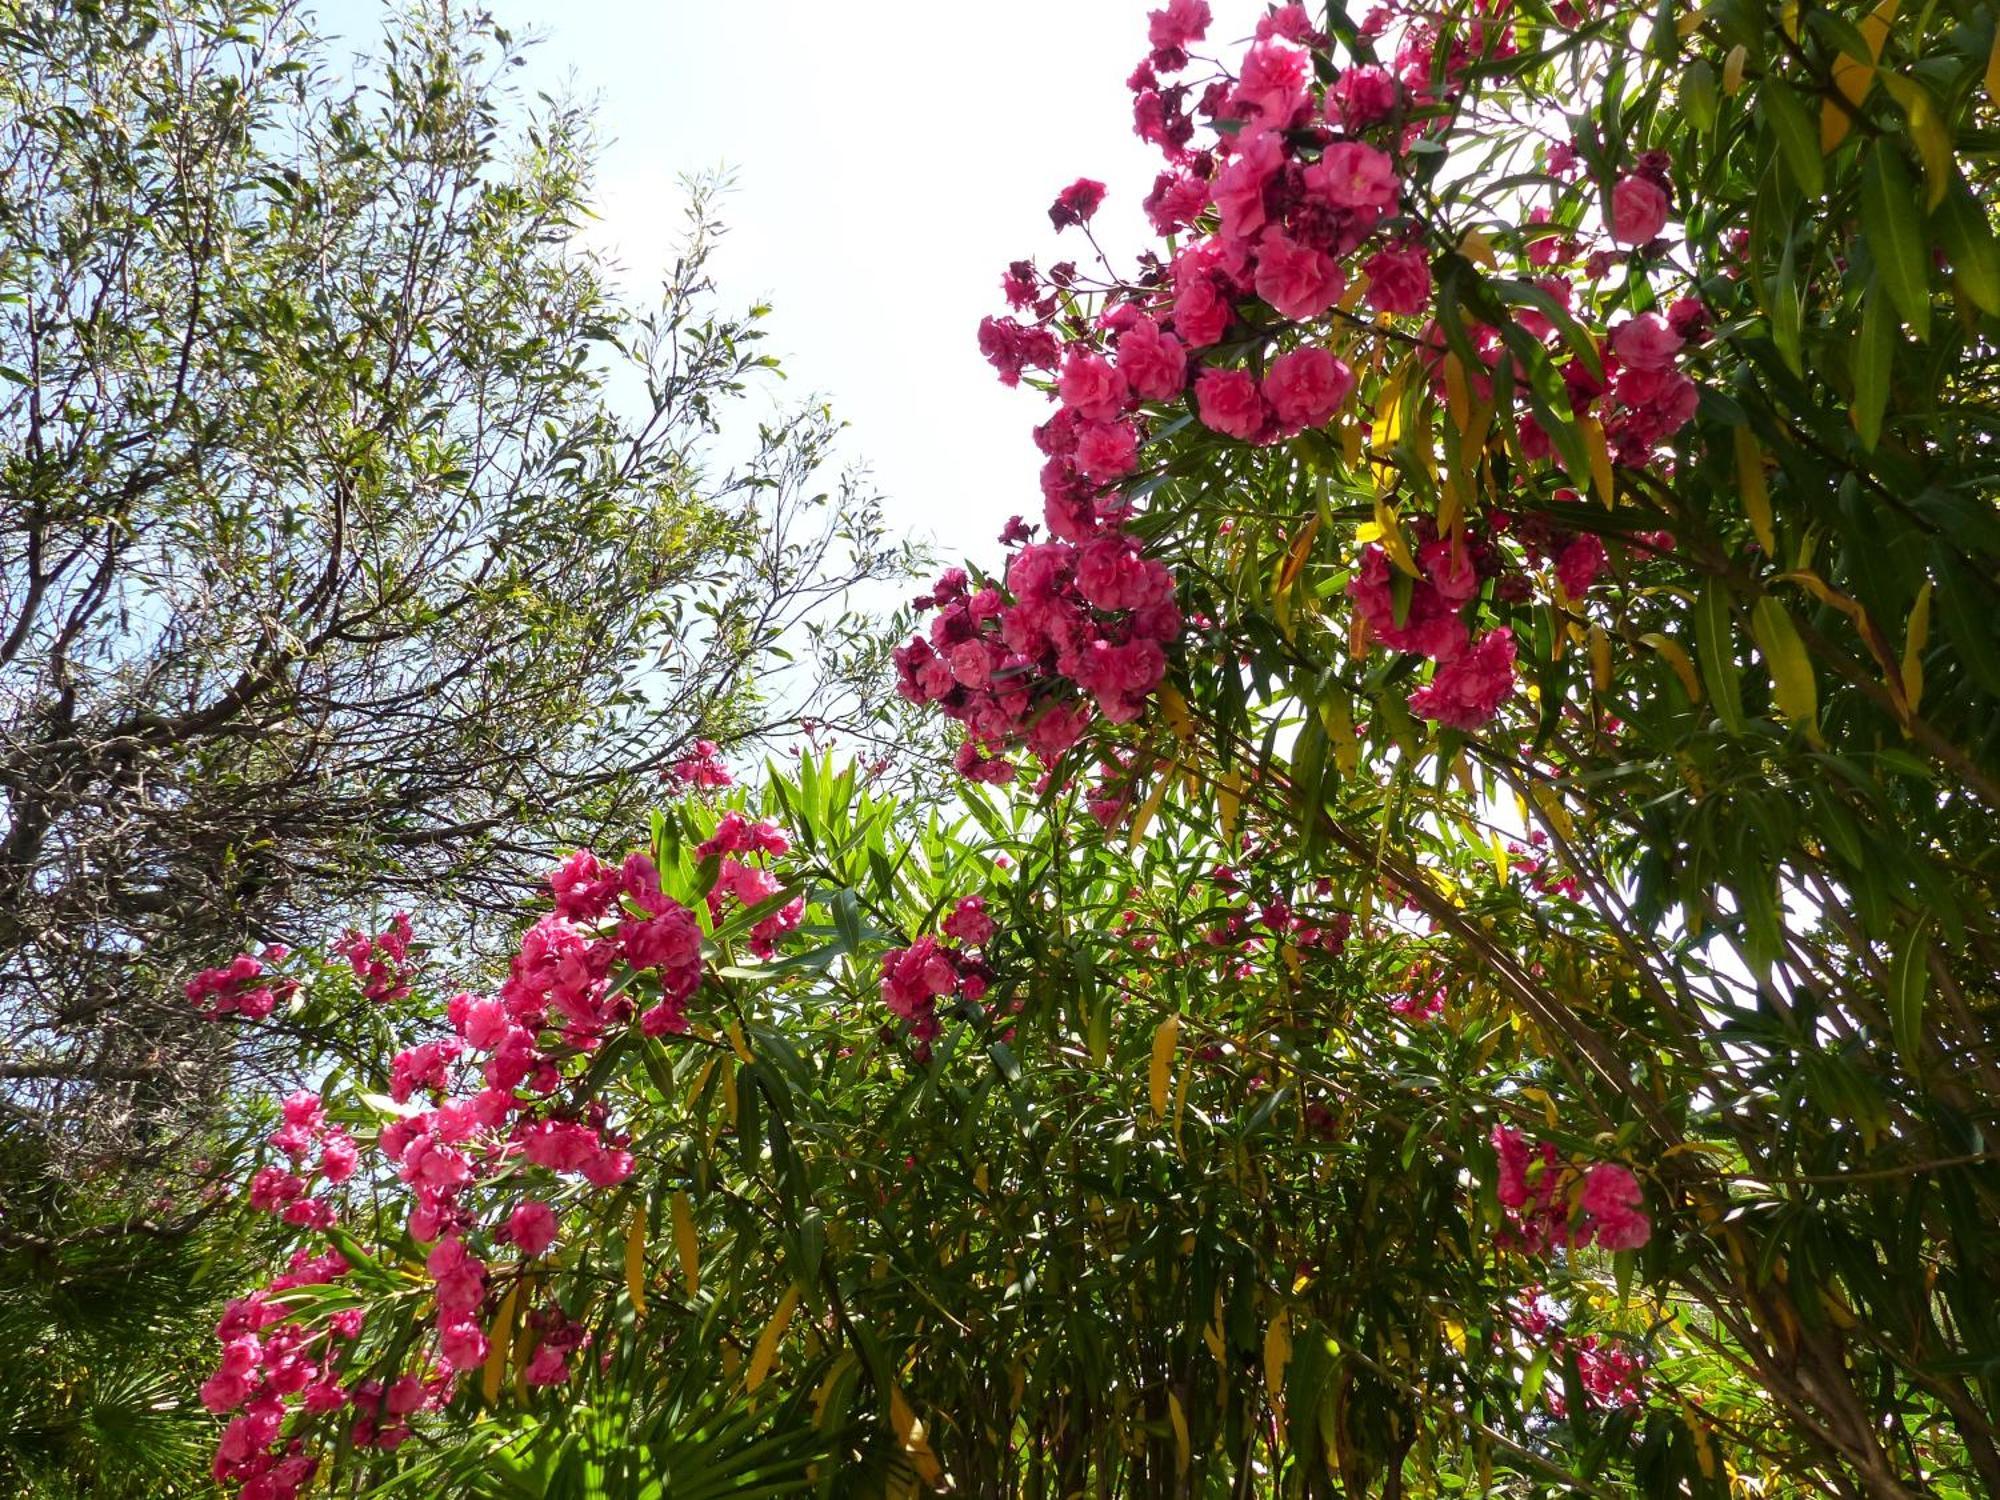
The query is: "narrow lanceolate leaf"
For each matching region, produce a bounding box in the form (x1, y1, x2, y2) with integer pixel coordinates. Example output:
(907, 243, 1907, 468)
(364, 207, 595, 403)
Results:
(1769, 236, 1803, 376)
(745, 1283, 802, 1393)
(1696, 584, 1746, 733)
(1150, 1015, 1180, 1120)
(1641, 632, 1703, 704)
(1934, 175, 2000, 316)
(1263, 1309, 1293, 1410)
(1751, 596, 1818, 731)
(1822, 0, 1896, 153)
(1168, 1392, 1191, 1476)
(889, 1385, 945, 1487)
(1862, 146, 1932, 341)
(1735, 426, 1775, 554)
(672, 1190, 700, 1296)
(1890, 916, 1933, 1073)
(1763, 85, 1823, 198)
(624, 1209, 649, 1316)
(1879, 73, 1952, 209)
(482, 1281, 520, 1406)
(1851, 277, 1894, 450)
(1902, 582, 1931, 712)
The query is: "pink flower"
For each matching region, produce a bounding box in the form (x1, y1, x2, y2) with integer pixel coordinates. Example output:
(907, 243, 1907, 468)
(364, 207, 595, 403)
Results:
(1362, 243, 1431, 316)
(1049, 177, 1107, 231)
(1306, 142, 1399, 211)
(1408, 628, 1517, 731)
(1610, 173, 1669, 245)
(1212, 132, 1284, 241)
(508, 1200, 559, 1257)
(1230, 40, 1309, 134)
(943, 897, 997, 947)
(1253, 230, 1344, 320)
(1172, 275, 1233, 348)
(1609, 312, 1682, 372)
(1263, 346, 1355, 434)
(1148, 0, 1211, 52)
(524, 1346, 571, 1386)
(438, 1320, 490, 1372)
(1555, 534, 1608, 598)
(1057, 347, 1127, 422)
(1115, 316, 1188, 402)
(1327, 64, 1398, 130)
(1579, 1163, 1652, 1250)
(1194, 366, 1271, 442)
(1074, 420, 1140, 482)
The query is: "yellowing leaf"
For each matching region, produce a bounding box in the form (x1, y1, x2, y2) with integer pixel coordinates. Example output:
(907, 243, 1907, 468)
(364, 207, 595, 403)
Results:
(1588, 624, 1612, 693)
(1158, 683, 1194, 743)
(1263, 1309, 1293, 1409)
(1168, 1392, 1191, 1476)
(1640, 632, 1703, 703)
(1127, 770, 1173, 850)
(1822, 0, 1897, 153)
(1880, 73, 1953, 209)
(889, 1384, 945, 1488)
(1722, 43, 1748, 95)
(1734, 426, 1775, 555)
(624, 1209, 649, 1316)
(1171, 1050, 1194, 1154)
(745, 1283, 802, 1393)
(481, 1281, 520, 1406)
(1902, 582, 1931, 713)
(1217, 770, 1244, 851)
(671, 1190, 700, 1297)
(1274, 513, 1321, 600)
(1579, 415, 1615, 506)
(1989, 24, 2000, 107)
(1150, 1015, 1180, 1120)
(725, 1020, 754, 1064)
(1457, 227, 1497, 267)
(1751, 596, 1819, 732)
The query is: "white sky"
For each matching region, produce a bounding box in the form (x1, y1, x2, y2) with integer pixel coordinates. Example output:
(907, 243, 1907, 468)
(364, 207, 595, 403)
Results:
(311, 0, 1264, 562)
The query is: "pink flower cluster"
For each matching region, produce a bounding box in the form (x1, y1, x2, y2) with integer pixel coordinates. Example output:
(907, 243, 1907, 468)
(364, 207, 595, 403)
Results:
(202, 1250, 358, 1497)
(1350, 538, 1519, 732)
(245, 1092, 356, 1229)
(696, 811, 803, 960)
(895, 528, 1181, 783)
(1507, 1292, 1645, 1416)
(879, 896, 1000, 1057)
(1492, 1124, 1652, 1255)
(666, 738, 733, 789)
(333, 913, 416, 1005)
(187, 947, 295, 1020)
(206, 841, 741, 1495)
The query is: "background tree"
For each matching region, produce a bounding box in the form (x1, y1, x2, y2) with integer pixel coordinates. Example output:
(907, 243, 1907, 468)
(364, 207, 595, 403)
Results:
(0, 0, 914, 1168)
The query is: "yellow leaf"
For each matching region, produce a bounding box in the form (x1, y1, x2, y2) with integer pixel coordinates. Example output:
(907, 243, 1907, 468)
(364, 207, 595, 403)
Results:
(1640, 632, 1703, 704)
(1676, 2, 1707, 36)
(1579, 415, 1615, 506)
(1722, 43, 1747, 95)
(1171, 1050, 1194, 1155)
(1263, 1309, 1293, 1409)
(745, 1283, 802, 1393)
(725, 1020, 754, 1065)
(1880, 74, 1953, 209)
(813, 1350, 857, 1428)
(1589, 625, 1612, 693)
(1751, 596, 1819, 732)
(1158, 683, 1194, 743)
(671, 1190, 700, 1296)
(721, 1055, 738, 1127)
(1822, 0, 1897, 153)
(1989, 24, 2000, 107)
(1489, 831, 1510, 882)
(1371, 364, 1408, 496)
(1127, 770, 1171, 849)
(1273, 513, 1321, 600)
(1372, 496, 1420, 577)
(481, 1281, 519, 1406)
(1168, 1392, 1191, 1476)
(889, 1384, 945, 1488)
(1902, 581, 1931, 713)
(1734, 426, 1775, 555)
(1458, 226, 1497, 268)
(1150, 1015, 1180, 1120)
(624, 1209, 649, 1316)
(1217, 770, 1243, 851)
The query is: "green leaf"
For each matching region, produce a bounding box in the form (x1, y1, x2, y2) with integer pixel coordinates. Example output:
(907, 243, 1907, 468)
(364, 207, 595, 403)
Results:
(1861, 146, 1932, 341)
(1933, 173, 2000, 316)
(1762, 86, 1824, 199)
(1850, 276, 1893, 450)
(1696, 583, 1746, 734)
(1890, 916, 1933, 1075)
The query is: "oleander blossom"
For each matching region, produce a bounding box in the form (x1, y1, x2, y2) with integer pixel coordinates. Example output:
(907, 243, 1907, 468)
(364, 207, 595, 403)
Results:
(1491, 1124, 1652, 1254)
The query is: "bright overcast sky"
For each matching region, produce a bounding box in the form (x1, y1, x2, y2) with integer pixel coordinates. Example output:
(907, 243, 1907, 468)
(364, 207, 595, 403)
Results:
(311, 0, 1263, 563)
